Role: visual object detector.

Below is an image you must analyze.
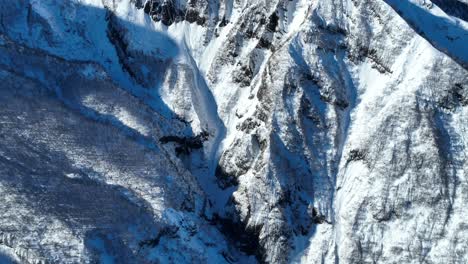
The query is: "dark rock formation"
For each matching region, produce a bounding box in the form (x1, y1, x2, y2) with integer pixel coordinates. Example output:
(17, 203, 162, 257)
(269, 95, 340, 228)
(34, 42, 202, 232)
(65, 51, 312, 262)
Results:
(160, 131, 209, 155)
(143, 0, 207, 26)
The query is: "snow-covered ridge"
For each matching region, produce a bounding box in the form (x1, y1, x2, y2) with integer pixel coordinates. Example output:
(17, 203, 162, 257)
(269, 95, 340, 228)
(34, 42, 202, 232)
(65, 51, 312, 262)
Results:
(384, 0, 468, 69)
(0, 0, 467, 263)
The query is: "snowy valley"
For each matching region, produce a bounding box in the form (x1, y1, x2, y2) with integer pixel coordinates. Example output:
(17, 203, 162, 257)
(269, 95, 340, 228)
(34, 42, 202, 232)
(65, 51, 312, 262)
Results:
(0, 0, 467, 263)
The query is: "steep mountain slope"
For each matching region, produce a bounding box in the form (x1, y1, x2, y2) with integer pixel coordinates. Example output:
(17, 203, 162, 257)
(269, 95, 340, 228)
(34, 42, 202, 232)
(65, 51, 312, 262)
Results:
(0, 0, 467, 263)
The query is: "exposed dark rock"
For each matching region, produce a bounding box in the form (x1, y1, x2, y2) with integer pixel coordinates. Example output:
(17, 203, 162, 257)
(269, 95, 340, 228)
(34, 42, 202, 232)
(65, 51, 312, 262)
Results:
(232, 63, 254, 87)
(219, 16, 229, 27)
(254, 107, 269, 123)
(106, 11, 140, 82)
(131, 0, 144, 9)
(347, 149, 367, 163)
(454, 83, 468, 106)
(106, 10, 168, 88)
(318, 23, 348, 36)
(143, 0, 183, 26)
(266, 12, 279, 32)
(440, 83, 468, 110)
(311, 207, 331, 224)
(236, 117, 261, 133)
(211, 213, 263, 262)
(185, 9, 206, 25)
(215, 165, 239, 189)
(349, 46, 393, 74)
(160, 131, 209, 156)
(143, 1, 152, 13)
(143, 0, 207, 26)
(174, 115, 192, 125)
(319, 93, 349, 109)
(334, 98, 350, 109)
(139, 225, 180, 248)
(256, 37, 272, 49)
(373, 208, 399, 223)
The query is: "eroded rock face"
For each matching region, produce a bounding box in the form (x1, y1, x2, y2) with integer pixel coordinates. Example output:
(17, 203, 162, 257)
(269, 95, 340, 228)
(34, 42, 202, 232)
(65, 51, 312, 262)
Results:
(142, 0, 209, 26)
(1, 0, 467, 263)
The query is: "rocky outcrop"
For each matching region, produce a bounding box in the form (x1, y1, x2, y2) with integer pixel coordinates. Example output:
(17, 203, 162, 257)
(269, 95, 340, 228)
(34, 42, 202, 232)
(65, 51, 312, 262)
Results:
(1, 0, 467, 263)
(142, 0, 209, 26)
(160, 131, 209, 155)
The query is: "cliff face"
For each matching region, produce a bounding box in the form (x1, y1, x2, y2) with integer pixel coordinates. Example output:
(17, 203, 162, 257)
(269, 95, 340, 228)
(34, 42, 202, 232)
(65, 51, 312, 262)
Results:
(0, 0, 467, 263)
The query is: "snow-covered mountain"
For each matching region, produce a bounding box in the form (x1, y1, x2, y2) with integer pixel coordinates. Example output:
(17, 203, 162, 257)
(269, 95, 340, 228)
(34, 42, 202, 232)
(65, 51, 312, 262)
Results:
(0, 0, 467, 263)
